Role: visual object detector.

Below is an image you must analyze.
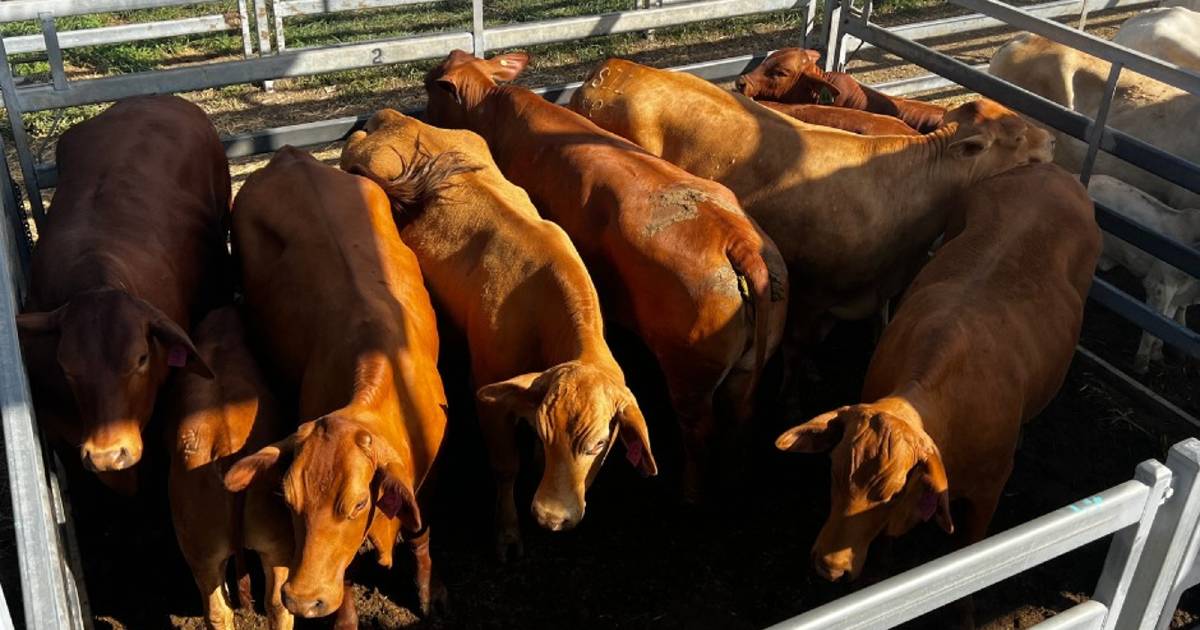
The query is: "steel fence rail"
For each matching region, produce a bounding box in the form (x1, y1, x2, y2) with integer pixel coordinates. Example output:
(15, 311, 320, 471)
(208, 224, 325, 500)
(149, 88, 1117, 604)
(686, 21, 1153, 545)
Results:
(2, 13, 238, 55)
(0, 0, 209, 22)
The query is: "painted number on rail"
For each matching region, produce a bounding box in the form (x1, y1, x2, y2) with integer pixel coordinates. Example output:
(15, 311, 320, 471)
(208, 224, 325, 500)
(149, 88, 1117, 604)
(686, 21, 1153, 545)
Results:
(371, 48, 383, 64)
(1068, 496, 1103, 513)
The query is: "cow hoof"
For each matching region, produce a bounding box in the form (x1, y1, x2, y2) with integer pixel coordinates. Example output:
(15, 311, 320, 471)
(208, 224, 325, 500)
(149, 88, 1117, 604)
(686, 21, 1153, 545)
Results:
(418, 579, 449, 618)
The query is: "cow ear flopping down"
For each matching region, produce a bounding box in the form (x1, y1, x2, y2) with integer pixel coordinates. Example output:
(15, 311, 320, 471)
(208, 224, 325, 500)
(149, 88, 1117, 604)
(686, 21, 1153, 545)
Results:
(917, 445, 955, 535)
(946, 132, 993, 159)
(489, 52, 530, 83)
(476, 372, 543, 424)
(799, 72, 842, 101)
(137, 297, 213, 378)
(223, 422, 309, 492)
(375, 463, 422, 532)
(616, 395, 657, 477)
(775, 408, 846, 453)
(15, 306, 65, 337)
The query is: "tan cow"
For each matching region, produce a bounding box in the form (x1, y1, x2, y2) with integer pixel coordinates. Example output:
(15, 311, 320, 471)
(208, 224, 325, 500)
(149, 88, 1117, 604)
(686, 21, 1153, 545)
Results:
(17, 95, 228, 492)
(757, 101, 919, 136)
(225, 147, 449, 619)
(776, 163, 1101, 585)
(340, 109, 655, 559)
(424, 51, 788, 501)
(166, 306, 292, 630)
(571, 59, 1053, 380)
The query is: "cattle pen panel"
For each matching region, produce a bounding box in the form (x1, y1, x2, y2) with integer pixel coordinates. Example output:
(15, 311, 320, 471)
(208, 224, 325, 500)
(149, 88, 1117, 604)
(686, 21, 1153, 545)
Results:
(2, 0, 1200, 627)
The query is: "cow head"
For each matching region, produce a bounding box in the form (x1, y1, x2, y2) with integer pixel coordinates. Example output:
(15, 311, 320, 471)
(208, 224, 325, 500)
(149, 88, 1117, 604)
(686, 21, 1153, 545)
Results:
(776, 404, 953, 582)
(18, 288, 210, 477)
(734, 48, 841, 103)
(224, 415, 421, 618)
(423, 49, 530, 128)
(477, 361, 655, 532)
(941, 99, 1055, 180)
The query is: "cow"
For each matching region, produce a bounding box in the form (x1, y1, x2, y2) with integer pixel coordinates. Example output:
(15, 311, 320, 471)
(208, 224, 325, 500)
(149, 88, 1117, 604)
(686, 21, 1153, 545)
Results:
(571, 58, 1053, 397)
(166, 306, 292, 630)
(756, 101, 919, 136)
(424, 50, 789, 502)
(17, 94, 228, 493)
(1114, 6, 1200, 72)
(339, 109, 656, 559)
(776, 163, 1101, 590)
(1089, 175, 1200, 373)
(989, 33, 1200, 208)
(224, 147, 449, 619)
(734, 48, 945, 133)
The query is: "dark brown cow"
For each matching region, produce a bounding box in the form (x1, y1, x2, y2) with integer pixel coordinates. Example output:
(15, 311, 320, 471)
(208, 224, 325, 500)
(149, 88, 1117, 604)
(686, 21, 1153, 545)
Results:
(757, 101, 919, 136)
(736, 48, 946, 133)
(424, 50, 788, 501)
(776, 164, 1101, 586)
(166, 306, 292, 630)
(18, 95, 228, 492)
(225, 147, 449, 619)
(340, 110, 655, 559)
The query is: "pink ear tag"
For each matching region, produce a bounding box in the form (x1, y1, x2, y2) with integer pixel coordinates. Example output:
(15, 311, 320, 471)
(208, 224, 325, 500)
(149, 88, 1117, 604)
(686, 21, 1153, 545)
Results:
(167, 345, 189, 368)
(918, 491, 938, 521)
(377, 485, 402, 519)
(625, 440, 643, 469)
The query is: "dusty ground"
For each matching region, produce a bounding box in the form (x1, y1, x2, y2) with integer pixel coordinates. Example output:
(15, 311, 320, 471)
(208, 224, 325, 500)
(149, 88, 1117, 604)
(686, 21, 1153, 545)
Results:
(4, 1, 1200, 629)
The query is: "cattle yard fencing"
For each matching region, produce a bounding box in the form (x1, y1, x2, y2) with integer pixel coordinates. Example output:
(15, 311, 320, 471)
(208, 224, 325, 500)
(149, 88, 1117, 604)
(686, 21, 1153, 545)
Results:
(2, 0, 1200, 627)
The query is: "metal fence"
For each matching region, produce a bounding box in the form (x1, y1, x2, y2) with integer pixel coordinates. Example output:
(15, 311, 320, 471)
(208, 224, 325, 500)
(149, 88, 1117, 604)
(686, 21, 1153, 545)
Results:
(3, 0, 1200, 627)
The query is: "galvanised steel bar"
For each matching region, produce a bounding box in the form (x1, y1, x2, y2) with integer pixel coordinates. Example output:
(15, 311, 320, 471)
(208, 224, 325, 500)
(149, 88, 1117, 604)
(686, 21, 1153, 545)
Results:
(952, 0, 1200, 95)
(38, 14, 66, 91)
(1093, 201, 1200, 280)
(3, 14, 235, 54)
(237, 0, 253, 57)
(1089, 278, 1200, 359)
(274, 0, 435, 18)
(766, 467, 1166, 629)
(0, 0, 203, 21)
(0, 37, 46, 226)
(1079, 61, 1123, 184)
(0, 135, 30, 276)
(1030, 601, 1109, 629)
(472, 0, 483, 55)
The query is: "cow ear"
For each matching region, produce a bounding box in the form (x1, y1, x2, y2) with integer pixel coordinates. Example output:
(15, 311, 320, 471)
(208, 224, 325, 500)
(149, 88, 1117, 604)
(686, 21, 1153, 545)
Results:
(776, 408, 846, 453)
(142, 303, 213, 379)
(800, 72, 841, 101)
(375, 463, 422, 531)
(16, 307, 64, 337)
(616, 396, 657, 477)
(224, 428, 302, 492)
(916, 445, 954, 534)
(476, 372, 543, 424)
(489, 52, 530, 82)
(947, 133, 992, 159)
(802, 48, 822, 64)
(365, 108, 404, 132)
(434, 76, 463, 105)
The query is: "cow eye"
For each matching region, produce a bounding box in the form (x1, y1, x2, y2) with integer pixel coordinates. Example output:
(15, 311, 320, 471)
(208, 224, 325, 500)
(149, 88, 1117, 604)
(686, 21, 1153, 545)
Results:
(585, 439, 608, 456)
(136, 354, 149, 369)
(353, 498, 368, 516)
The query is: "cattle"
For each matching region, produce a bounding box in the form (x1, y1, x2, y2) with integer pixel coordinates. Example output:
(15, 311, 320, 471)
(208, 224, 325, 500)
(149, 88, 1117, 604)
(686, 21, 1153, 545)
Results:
(339, 109, 656, 558)
(424, 50, 789, 501)
(756, 101, 919, 136)
(224, 147, 449, 619)
(734, 48, 945, 133)
(989, 33, 1200, 208)
(166, 306, 292, 630)
(1088, 175, 1200, 373)
(1114, 6, 1200, 72)
(571, 58, 1052, 393)
(776, 163, 1100, 586)
(17, 95, 228, 493)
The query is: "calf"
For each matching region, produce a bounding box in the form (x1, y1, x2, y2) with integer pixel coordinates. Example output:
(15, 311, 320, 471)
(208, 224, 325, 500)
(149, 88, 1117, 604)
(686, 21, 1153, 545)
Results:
(572, 59, 1053, 390)
(1089, 175, 1200, 373)
(1114, 7, 1200, 73)
(425, 51, 788, 501)
(166, 306, 292, 630)
(757, 101, 919, 135)
(776, 163, 1100, 584)
(225, 147, 449, 619)
(989, 33, 1200, 208)
(17, 95, 228, 492)
(735, 48, 945, 133)
(340, 109, 655, 559)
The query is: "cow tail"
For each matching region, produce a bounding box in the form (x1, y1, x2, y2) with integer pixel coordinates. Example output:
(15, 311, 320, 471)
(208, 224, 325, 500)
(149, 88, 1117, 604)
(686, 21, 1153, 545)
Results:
(726, 238, 772, 385)
(348, 136, 480, 217)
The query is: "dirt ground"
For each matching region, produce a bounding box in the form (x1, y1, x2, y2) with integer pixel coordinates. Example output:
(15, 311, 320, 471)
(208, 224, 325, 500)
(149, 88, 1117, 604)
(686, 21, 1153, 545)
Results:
(7, 2, 1200, 630)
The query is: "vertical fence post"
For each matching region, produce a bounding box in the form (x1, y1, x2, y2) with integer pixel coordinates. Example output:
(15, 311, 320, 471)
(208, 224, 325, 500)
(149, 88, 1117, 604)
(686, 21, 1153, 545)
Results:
(1079, 60, 1122, 185)
(1076, 0, 1090, 30)
(236, 0, 255, 58)
(802, 0, 819, 47)
(1091, 460, 1172, 629)
(38, 14, 66, 92)
(821, 0, 846, 71)
(1116, 439, 1200, 630)
(472, 0, 485, 57)
(0, 135, 29, 285)
(0, 38, 46, 228)
(254, 0, 274, 90)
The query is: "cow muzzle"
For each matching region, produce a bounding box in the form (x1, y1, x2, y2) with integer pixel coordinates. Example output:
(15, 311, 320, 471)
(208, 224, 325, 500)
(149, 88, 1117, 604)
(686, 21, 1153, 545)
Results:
(281, 581, 341, 619)
(734, 76, 753, 96)
(531, 498, 583, 532)
(80, 437, 142, 472)
(812, 547, 859, 583)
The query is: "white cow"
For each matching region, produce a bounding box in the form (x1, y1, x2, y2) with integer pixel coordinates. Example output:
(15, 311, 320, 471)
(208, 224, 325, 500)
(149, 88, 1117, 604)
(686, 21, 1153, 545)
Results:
(990, 34, 1200, 209)
(1163, 0, 1200, 13)
(1114, 7, 1200, 73)
(1089, 174, 1200, 373)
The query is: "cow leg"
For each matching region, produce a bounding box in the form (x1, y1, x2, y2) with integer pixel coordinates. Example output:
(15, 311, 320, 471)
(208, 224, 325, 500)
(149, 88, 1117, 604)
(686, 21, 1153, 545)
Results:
(332, 583, 358, 630)
(1136, 281, 1176, 372)
(405, 526, 446, 617)
(194, 557, 235, 630)
(170, 464, 236, 630)
(478, 406, 522, 562)
(257, 549, 293, 630)
(714, 367, 758, 485)
(667, 379, 719, 504)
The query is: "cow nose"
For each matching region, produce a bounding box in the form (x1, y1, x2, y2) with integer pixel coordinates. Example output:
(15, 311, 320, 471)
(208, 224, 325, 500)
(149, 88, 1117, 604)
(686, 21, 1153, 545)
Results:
(532, 503, 580, 532)
(734, 76, 748, 93)
(281, 583, 328, 618)
(81, 445, 138, 472)
(812, 550, 853, 583)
